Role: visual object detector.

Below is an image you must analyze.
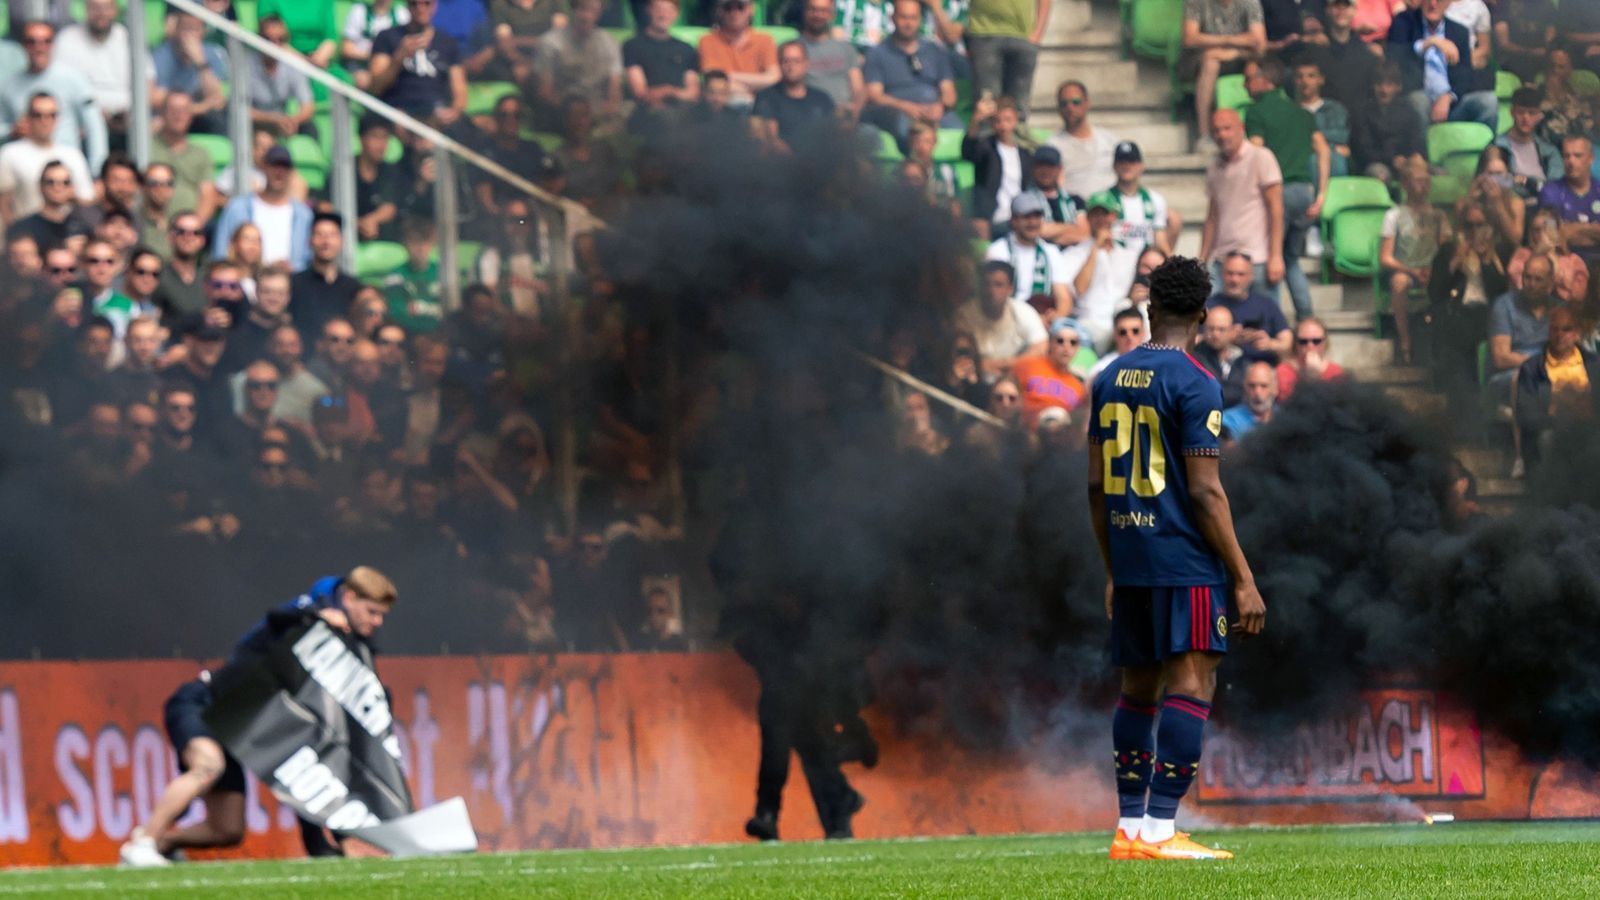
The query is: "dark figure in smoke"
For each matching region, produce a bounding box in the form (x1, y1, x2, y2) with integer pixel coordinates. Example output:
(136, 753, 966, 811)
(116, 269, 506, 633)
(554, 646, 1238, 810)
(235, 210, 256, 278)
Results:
(714, 476, 875, 844)
(1089, 256, 1265, 861)
(119, 567, 398, 866)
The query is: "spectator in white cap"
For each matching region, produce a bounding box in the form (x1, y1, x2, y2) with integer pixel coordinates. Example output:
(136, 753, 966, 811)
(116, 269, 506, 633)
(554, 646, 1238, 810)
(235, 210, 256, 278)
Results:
(985, 192, 1073, 318)
(1106, 141, 1178, 257)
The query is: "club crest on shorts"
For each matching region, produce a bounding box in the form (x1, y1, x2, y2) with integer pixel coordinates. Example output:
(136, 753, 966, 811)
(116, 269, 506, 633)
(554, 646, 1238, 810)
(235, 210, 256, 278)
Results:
(1216, 616, 1227, 638)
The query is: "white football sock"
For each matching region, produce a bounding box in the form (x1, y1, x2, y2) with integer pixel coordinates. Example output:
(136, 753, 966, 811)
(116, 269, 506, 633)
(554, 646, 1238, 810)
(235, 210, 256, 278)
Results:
(1142, 815, 1176, 843)
(1117, 816, 1143, 840)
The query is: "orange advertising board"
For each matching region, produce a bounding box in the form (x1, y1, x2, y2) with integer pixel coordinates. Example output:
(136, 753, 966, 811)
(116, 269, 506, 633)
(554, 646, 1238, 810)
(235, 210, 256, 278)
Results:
(0, 655, 1596, 868)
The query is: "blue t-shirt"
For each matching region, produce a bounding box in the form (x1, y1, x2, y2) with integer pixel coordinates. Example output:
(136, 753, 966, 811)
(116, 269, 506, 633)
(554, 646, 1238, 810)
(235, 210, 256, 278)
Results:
(1089, 344, 1228, 587)
(861, 38, 952, 105)
(1206, 291, 1290, 362)
(370, 25, 463, 116)
(1488, 291, 1549, 359)
(1221, 404, 1266, 441)
(152, 40, 231, 97)
(432, 0, 492, 52)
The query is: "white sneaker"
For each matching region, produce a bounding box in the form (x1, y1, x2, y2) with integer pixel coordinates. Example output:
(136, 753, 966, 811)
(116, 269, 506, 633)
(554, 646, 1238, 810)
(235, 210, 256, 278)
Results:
(1194, 136, 1218, 156)
(119, 828, 171, 867)
(1510, 457, 1525, 480)
(1304, 228, 1324, 259)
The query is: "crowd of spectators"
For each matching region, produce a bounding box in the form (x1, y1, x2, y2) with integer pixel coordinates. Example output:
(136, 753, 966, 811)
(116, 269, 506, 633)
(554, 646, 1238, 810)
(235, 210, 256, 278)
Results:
(1170, 0, 1600, 474)
(0, 0, 1596, 656)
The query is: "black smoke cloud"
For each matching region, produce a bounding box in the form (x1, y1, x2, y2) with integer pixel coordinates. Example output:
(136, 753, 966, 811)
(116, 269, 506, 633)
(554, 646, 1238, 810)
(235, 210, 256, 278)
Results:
(607, 125, 1600, 763)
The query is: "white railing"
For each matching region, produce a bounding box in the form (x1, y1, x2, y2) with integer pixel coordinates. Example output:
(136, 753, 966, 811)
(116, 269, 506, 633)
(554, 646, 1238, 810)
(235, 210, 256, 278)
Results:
(126, 0, 603, 305)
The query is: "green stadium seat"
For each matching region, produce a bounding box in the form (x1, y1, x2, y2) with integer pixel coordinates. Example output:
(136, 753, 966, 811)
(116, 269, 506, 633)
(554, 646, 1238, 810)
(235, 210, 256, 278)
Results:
(467, 82, 521, 118)
(143, 0, 169, 47)
(952, 160, 975, 193)
(188, 133, 235, 174)
(876, 129, 903, 161)
(933, 128, 964, 162)
(356, 241, 408, 281)
(1498, 105, 1512, 136)
(603, 27, 634, 45)
(236, 0, 259, 32)
(952, 160, 975, 216)
(520, 129, 563, 153)
(671, 25, 710, 46)
(430, 241, 484, 278)
(1495, 69, 1523, 101)
(1428, 173, 1469, 206)
(1317, 176, 1393, 283)
(1427, 121, 1493, 176)
(1215, 74, 1251, 113)
(286, 134, 328, 172)
(1573, 70, 1600, 97)
(298, 165, 327, 192)
(760, 25, 799, 45)
(1129, 0, 1182, 61)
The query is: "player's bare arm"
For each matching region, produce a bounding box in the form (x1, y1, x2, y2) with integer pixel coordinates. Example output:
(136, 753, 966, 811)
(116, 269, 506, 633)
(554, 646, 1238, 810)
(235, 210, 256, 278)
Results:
(1183, 454, 1265, 635)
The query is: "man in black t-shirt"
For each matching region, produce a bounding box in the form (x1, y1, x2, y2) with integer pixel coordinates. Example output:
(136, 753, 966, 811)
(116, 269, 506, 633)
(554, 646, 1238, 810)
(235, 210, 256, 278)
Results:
(751, 42, 836, 152)
(368, 0, 467, 127)
(624, 0, 701, 135)
(355, 115, 409, 243)
(1305, 0, 1376, 115)
(477, 95, 547, 209)
(1491, 0, 1555, 82)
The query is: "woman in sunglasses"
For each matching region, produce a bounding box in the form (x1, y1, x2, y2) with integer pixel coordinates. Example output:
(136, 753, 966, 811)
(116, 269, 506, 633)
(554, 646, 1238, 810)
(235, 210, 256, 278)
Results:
(1274, 317, 1345, 402)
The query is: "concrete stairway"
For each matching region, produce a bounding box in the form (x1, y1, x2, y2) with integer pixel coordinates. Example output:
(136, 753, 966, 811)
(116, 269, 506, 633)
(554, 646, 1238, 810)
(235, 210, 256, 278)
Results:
(1025, 0, 1523, 510)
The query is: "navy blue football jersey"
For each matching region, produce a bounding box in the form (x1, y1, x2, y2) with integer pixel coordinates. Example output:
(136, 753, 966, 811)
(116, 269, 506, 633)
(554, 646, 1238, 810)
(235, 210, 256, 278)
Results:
(1089, 344, 1228, 587)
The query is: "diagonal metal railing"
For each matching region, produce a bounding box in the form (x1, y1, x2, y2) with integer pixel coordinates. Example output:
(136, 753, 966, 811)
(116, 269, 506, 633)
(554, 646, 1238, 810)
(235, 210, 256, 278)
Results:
(128, 0, 603, 300)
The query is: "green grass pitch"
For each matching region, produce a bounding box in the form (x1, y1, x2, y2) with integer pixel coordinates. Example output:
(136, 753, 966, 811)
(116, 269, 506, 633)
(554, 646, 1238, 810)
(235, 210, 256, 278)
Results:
(6, 822, 1600, 897)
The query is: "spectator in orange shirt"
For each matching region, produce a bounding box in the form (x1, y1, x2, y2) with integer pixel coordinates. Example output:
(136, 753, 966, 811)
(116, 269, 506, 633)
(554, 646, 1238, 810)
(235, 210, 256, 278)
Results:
(698, 0, 778, 106)
(1010, 317, 1088, 426)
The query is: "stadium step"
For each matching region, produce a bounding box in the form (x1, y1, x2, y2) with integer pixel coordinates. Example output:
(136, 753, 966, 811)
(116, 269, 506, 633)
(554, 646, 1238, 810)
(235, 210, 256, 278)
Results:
(1362, 365, 1431, 387)
(1039, 0, 1095, 41)
(1382, 383, 1447, 418)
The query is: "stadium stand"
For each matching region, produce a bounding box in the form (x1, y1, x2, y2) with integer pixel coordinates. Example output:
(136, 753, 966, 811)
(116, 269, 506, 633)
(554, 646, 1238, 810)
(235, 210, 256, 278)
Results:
(0, 0, 1591, 663)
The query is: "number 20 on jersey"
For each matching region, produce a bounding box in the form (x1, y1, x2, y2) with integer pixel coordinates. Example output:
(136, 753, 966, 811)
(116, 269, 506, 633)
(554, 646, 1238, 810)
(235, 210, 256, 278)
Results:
(1099, 403, 1167, 498)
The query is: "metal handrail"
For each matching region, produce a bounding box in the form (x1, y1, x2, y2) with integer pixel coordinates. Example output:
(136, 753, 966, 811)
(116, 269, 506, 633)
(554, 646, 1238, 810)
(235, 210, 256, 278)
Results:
(143, 0, 600, 232)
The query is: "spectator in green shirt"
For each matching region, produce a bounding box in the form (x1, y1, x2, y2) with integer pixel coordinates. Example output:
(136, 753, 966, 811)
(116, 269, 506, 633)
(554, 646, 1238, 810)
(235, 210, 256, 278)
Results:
(1243, 57, 1328, 320)
(965, 0, 1050, 122)
(382, 217, 444, 334)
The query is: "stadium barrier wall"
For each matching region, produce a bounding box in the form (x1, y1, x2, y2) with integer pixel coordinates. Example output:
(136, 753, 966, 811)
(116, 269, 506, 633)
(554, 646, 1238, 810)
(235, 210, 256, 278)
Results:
(0, 655, 1597, 866)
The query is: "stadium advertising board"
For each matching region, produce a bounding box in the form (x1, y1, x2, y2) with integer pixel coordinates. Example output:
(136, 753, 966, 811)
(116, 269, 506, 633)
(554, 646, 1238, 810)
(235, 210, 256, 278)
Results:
(0, 657, 1598, 866)
(1197, 690, 1486, 803)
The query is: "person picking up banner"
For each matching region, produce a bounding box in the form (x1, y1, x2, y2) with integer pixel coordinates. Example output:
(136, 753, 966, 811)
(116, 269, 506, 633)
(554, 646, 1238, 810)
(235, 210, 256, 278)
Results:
(120, 566, 409, 866)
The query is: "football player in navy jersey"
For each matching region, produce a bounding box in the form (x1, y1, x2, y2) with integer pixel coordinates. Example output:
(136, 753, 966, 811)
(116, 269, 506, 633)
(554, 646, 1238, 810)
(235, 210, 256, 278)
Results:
(1087, 255, 1266, 861)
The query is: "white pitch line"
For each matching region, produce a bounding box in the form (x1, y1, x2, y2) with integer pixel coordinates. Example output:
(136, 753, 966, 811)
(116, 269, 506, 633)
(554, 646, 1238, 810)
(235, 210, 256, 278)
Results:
(0, 845, 1103, 893)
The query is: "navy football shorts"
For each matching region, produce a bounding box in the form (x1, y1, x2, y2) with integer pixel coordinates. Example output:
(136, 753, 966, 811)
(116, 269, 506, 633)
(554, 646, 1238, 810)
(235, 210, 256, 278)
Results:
(163, 678, 247, 794)
(1110, 583, 1230, 668)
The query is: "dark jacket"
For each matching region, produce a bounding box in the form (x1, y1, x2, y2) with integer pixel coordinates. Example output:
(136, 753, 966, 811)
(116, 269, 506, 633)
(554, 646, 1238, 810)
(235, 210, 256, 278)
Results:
(1350, 99, 1426, 173)
(962, 134, 1034, 225)
(1427, 242, 1513, 312)
(1386, 11, 1476, 100)
(210, 576, 370, 690)
(1192, 343, 1249, 408)
(1515, 346, 1600, 454)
